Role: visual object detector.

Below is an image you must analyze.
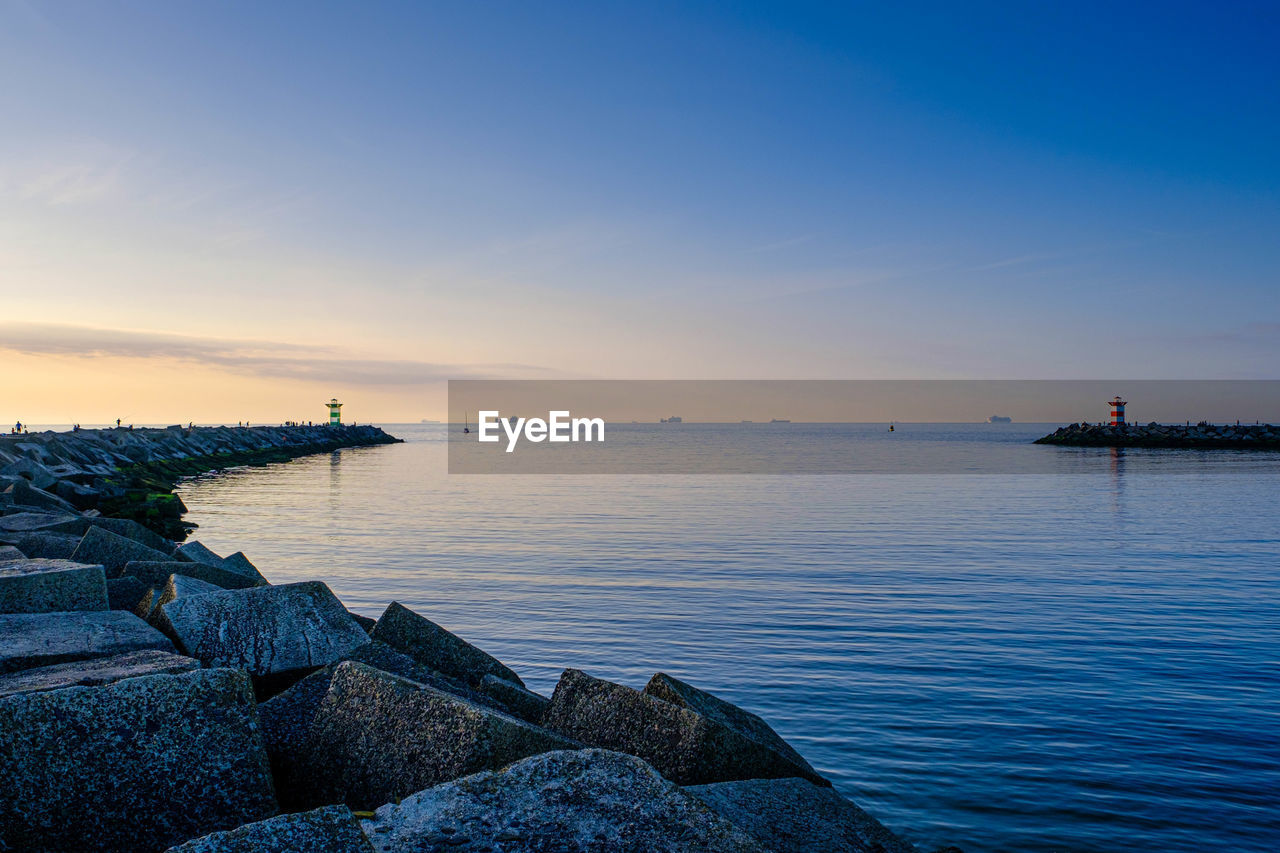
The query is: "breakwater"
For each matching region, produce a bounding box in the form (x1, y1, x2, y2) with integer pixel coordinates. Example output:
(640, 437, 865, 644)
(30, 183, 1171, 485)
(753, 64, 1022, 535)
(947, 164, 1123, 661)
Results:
(0, 426, 953, 852)
(1035, 421, 1280, 449)
(0, 424, 401, 540)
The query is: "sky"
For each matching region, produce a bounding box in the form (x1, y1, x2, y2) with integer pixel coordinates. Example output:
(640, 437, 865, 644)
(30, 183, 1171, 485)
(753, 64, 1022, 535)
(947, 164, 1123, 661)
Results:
(1, 1, 1277, 423)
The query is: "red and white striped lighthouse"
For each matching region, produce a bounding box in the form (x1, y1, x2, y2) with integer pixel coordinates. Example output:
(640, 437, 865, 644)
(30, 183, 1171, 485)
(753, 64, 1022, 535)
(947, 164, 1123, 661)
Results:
(1108, 396, 1127, 426)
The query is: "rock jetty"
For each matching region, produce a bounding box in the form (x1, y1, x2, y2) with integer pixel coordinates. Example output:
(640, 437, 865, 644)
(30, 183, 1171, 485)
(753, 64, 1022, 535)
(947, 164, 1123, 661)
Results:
(0, 423, 401, 540)
(1035, 421, 1280, 449)
(0, 425, 956, 853)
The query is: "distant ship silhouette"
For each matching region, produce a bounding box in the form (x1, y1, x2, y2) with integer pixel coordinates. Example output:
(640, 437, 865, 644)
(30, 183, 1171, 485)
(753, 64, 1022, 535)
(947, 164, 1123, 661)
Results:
(987, 415, 1012, 423)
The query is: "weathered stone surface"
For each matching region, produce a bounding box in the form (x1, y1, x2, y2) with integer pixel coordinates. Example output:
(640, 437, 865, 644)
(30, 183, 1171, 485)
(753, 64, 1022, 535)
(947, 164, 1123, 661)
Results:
(0, 649, 199, 698)
(262, 640, 508, 803)
(151, 573, 222, 619)
(645, 671, 818, 776)
(543, 668, 827, 787)
(372, 601, 524, 688)
(106, 574, 155, 616)
(71, 524, 172, 576)
(361, 749, 768, 853)
(44, 514, 176, 554)
(280, 661, 579, 810)
(0, 510, 79, 533)
(686, 777, 916, 853)
(0, 668, 278, 852)
(0, 610, 174, 673)
(349, 610, 376, 633)
(0, 457, 58, 490)
(0, 558, 107, 614)
(222, 550, 269, 584)
(175, 540, 227, 565)
(126, 558, 264, 590)
(161, 581, 370, 677)
(480, 673, 550, 724)
(164, 805, 374, 853)
(14, 530, 81, 559)
(0, 544, 26, 563)
(3, 478, 77, 513)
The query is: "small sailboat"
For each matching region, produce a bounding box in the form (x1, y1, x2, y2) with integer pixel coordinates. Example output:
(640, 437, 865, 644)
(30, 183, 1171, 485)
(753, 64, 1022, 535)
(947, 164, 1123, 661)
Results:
(463, 412, 470, 434)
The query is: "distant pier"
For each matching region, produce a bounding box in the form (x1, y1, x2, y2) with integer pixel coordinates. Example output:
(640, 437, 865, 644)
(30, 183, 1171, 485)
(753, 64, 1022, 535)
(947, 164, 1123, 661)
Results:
(1036, 422, 1280, 449)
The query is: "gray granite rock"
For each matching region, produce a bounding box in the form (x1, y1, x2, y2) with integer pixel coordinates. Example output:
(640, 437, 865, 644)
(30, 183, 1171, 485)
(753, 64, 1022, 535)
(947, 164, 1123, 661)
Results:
(126, 558, 265, 590)
(262, 641, 511, 808)
(3, 478, 77, 513)
(361, 748, 769, 853)
(164, 805, 374, 853)
(371, 600, 524, 688)
(161, 581, 370, 677)
(0, 667, 278, 852)
(645, 671, 818, 776)
(44, 514, 176, 554)
(14, 530, 82, 559)
(151, 573, 222, 620)
(222, 550, 269, 584)
(175, 540, 226, 565)
(0, 558, 108, 613)
(544, 668, 827, 786)
(480, 673, 550, 724)
(174, 542, 269, 585)
(279, 661, 579, 810)
(0, 609, 173, 673)
(686, 776, 917, 853)
(0, 510, 79, 533)
(349, 610, 376, 633)
(71, 525, 173, 576)
(0, 544, 24, 563)
(0, 649, 199, 698)
(106, 574, 155, 616)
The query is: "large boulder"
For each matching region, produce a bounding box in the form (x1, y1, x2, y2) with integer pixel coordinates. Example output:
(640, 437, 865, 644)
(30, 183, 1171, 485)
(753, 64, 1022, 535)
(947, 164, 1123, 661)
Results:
(174, 541, 269, 585)
(125, 559, 264, 590)
(0, 610, 174, 673)
(14, 530, 82, 559)
(0, 668, 278, 852)
(371, 601, 524, 688)
(0, 457, 58, 490)
(0, 510, 80, 533)
(3, 479, 77, 513)
(158, 581, 371, 677)
(262, 641, 515, 809)
(686, 777, 917, 853)
(644, 672, 819, 777)
(543, 668, 827, 786)
(150, 573, 222, 621)
(0, 649, 199, 698)
(479, 673, 550, 724)
(360, 748, 768, 853)
(71, 525, 172, 576)
(0, 558, 108, 613)
(276, 661, 579, 810)
(164, 805, 374, 853)
(44, 515, 176, 554)
(0, 544, 24, 563)
(106, 575, 155, 616)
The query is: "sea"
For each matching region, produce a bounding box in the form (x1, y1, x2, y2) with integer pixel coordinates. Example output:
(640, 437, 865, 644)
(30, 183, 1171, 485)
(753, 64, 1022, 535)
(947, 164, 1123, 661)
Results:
(171, 422, 1279, 853)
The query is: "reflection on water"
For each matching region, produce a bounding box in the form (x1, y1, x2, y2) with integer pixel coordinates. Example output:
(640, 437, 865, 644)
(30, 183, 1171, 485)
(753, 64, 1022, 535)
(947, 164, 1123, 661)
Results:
(177, 424, 1280, 853)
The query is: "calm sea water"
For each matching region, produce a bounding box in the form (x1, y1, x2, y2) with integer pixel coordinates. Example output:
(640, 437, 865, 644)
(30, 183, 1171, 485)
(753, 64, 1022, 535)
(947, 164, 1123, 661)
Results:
(175, 423, 1279, 853)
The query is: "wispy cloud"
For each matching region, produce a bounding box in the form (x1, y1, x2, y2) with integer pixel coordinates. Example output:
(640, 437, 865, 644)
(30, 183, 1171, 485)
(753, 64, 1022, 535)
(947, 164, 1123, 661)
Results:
(0, 322, 560, 384)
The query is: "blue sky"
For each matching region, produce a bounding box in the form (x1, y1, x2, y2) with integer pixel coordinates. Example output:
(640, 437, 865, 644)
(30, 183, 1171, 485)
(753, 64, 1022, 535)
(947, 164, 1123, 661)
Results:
(1, 1, 1277, 419)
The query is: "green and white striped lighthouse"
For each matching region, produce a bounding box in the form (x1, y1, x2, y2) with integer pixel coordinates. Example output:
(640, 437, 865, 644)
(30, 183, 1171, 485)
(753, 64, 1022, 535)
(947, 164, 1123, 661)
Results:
(326, 398, 343, 426)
